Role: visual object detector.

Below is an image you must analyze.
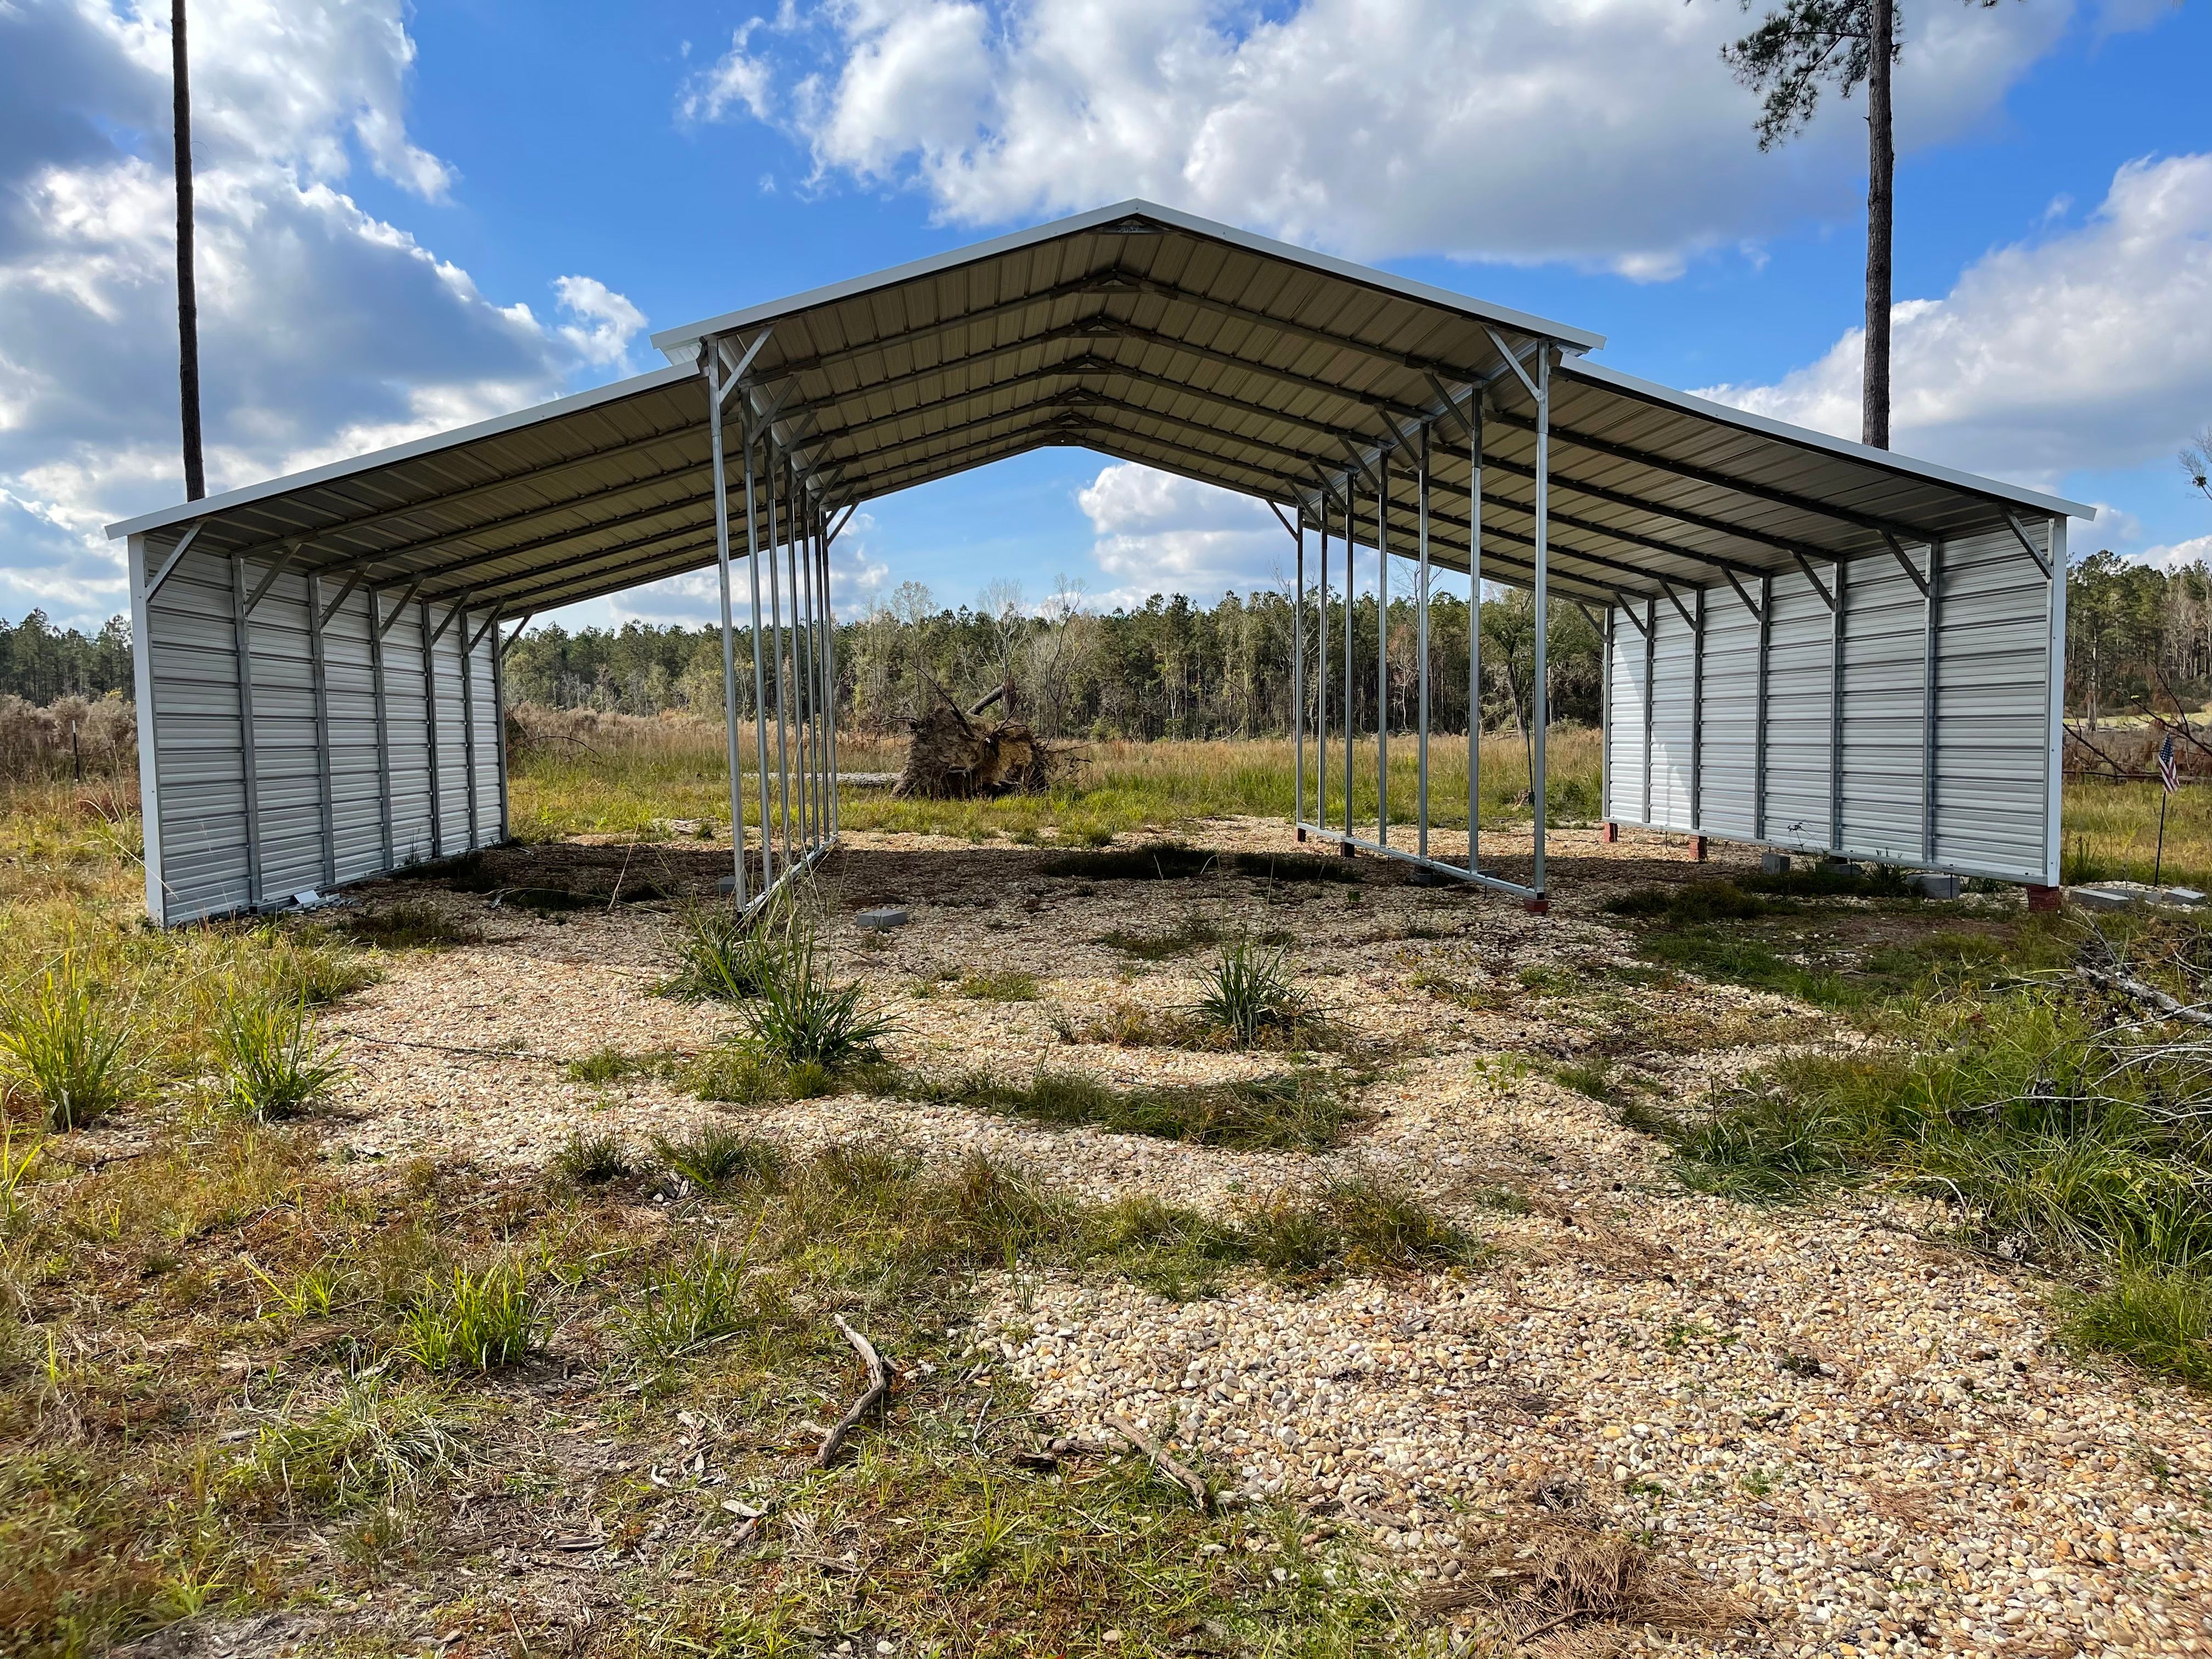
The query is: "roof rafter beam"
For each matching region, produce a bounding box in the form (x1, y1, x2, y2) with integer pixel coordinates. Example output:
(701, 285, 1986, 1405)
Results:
(1484, 398, 1940, 547)
(221, 424, 703, 569)
(755, 272, 1114, 384)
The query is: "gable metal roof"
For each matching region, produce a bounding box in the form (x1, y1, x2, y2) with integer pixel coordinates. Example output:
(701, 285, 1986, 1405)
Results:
(108, 198, 2091, 620)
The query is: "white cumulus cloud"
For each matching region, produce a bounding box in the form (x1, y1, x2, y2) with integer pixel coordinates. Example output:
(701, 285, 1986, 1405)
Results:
(1695, 153, 2212, 492)
(1077, 462, 1285, 607)
(0, 0, 644, 627)
(686, 0, 2121, 275)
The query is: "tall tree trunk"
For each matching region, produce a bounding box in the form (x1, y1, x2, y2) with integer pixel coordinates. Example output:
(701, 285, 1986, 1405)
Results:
(1861, 0, 1893, 451)
(173, 0, 205, 500)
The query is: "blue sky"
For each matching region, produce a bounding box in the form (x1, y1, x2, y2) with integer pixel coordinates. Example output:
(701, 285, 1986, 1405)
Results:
(3, 0, 2208, 635)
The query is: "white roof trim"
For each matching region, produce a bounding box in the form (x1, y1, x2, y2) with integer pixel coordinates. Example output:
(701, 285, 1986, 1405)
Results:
(106, 363, 698, 541)
(648, 198, 1608, 362)
(1562, 359, 2097, 523)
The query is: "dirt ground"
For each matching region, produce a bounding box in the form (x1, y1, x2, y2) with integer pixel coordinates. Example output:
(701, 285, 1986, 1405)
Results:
(148, 819, 2212, 1657)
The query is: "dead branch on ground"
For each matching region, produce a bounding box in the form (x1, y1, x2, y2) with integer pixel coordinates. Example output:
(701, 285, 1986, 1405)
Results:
(814, 1316, 890, 1468)
(1108, 1413, 1210, 1511)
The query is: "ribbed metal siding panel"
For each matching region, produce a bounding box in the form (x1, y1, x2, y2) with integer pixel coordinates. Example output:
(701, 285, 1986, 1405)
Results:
(1760, 567, 1833, 853)
(427, 604, 471, 856)
(1837, 555, 1927, 863)
(1647, 603, 1695, 830)
(144, 546, 253, 918)
(245, 563, 326, 901)
(1934, 526, 2050, 879)
(1604, 609, 1648, 823)
(468, 631, 503, 846)
(1700, 588, 1760, 838)
(380, 609, 437, 866)
(321, 582, 387, 884)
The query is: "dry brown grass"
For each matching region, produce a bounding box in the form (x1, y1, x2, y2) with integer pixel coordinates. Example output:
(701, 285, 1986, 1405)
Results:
(0, 694, 136, 785)
(1427, 1517, 1745, 1652)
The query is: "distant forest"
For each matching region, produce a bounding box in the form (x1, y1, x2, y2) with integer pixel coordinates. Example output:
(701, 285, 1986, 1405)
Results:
(10, 552, 2212, 736)
(0, 610, 134, 703)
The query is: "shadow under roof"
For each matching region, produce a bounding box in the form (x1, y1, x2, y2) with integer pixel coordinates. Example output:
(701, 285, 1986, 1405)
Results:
(109, 199, 2092, 618)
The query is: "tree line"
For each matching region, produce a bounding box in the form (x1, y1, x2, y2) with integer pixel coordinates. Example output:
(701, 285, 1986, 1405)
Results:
(500, 582, 1605, 741)
(12, 550, 2212, 737)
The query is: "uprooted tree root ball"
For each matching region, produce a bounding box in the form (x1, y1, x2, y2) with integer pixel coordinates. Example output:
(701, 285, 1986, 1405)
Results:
(891, 688, 1079, 799)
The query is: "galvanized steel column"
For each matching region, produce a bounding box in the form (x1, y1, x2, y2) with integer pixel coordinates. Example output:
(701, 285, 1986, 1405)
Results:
(1531, 347, 1551, 896)
(1316, 494, 1329, 830)
(1376, 454, 1389, 847)
(1342, 472, 1355, 839)
(1828, 558, 1848, 854)
(307, 569, 336, 888)
(1920, 541, 1942, 864)
(1417, 424, 1431, 860)
(229, 555, 265, 907)
(1293, 510, 1306, 830)
(1753, 575, 1772, 843)
(708, 353, 748, 909)
(459, 604, 480, 850)
(819, 509, 841, 839)
(1689, 587, 1705, 833)
(744, 429, 775, 894)
(1469, 400, 1483, 874)
(764, 442, 793, 873)
(420, 602, 443, 860)
(491, 616, 511, 843)
(1642, 597, 1656, 825)
(369, 590, 394, 870)
(2042, 518, 2068, 888)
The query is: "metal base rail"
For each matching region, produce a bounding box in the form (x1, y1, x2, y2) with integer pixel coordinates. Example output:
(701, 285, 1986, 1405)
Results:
(1295, 821, 1542, 901)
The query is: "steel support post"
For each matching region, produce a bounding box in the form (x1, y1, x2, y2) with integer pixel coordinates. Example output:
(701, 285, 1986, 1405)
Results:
(1920, 541, 1942, 863)
(1599, 606, 1611, 829)
(1753, 575, 1772, 842)
(420, 602, 443, 859)
(744, 430, 775, 894)
(1531, 348, 1551, 898)
(369, 591, 394, 870)
(1689, 588, 1705, 833)
(819, 509, 842, 838)
(307, 570, 336, 888)
(1829, 557, 1848, 854)
(1293, 512, 1306, 829)
(765, 445, 793, 873)
(1469, 400, 1482, 874)
(127, 537, 168, 923)
(709, 355, 749, 908)
(1642, 597, 1656, 825)
(808, 500, 828, 850)
(490, 612, 511, 843)
(229, 556, 266, 907)
(459, 606, 481, 850)
(2042, 518, 2068, 889)
(1316, 496, 1329, 830)
(1376, 454, 1390, 848)
(790, 456, 814, 855)
(1417, 424, 1431, 860)
(1343, 472, 1355, 839)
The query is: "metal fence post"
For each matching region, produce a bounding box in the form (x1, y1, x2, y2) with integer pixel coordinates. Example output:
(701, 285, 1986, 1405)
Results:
(708, 350, 749, 908)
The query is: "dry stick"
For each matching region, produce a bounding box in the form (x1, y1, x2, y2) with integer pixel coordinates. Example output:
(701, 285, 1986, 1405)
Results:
(2063, 721, 2132, 778)
(2075, 964, 2212, 1028)
(814, 1315, 890, 1468)
(1109, 1413, 1210, 1513)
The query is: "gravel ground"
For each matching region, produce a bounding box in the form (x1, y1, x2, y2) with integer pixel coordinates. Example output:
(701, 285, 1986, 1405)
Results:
(318, 820, 2212, 1657)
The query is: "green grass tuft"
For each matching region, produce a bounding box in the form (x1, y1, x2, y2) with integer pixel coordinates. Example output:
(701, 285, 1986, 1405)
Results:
(1193, 935, 1313, 1047)
(213, 987, 346, 1119)
(235, 1376, 467, 1511)
(395, 1261, 543, 1372)
(552, 1131, 633, 1184)
(900, 1064, 1353, 1152)
(957, 969, 1040, 1002)
(651, 1123, 786, 1190)
(2064, 1267, 2212, 1388)
(0, 952, 142, 1130)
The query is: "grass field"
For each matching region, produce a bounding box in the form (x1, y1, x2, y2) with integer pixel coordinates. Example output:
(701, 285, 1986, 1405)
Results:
(5, 724, 2212, 1655)
(508, 711, 1606, 845)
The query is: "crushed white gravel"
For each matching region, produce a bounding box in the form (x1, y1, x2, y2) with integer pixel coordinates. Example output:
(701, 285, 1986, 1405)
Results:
(317, 820, 2212, 1657)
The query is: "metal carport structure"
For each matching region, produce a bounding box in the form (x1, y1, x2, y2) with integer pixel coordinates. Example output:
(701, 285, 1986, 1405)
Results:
(108, 199, 2092, 926)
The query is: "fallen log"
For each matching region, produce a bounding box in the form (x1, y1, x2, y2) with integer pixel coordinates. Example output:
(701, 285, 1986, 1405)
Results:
(815, 1316, 890, 1468)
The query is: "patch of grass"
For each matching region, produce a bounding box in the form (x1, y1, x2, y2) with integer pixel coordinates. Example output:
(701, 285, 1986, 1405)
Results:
(1554, 1060, 1612, 1102)
(552, 1131, 633, 1185)
(1602, 882, 1769, 922)
(1093, 914, 1223, 960)
(563, 1046, 676, 1084)
(394, 1260, 543, 1372)
(1051, 996, 1186, 1047)
(213, 986, 346, 1119)
(1739, 862, 1912, 901)
(650, 1124, 786, 1190)
(657, 902, 790, 1001)
(957, 969, 1040, 1002)
(1194, 935, 1314, 1047)
(234, 1376, 467, 1511)
(1515, 964, 1582, 997)
(739, 930, 898, 1068)
(1409, 969, 1508, 1012)
(902, 1065, 1355, 1152)
(689, 1043, 793, 1104)
(2063, 1268, 2212, 1387)
(622, 1243, 781, 1359)
(1240, 1177, 1489, 1286)
(331, 900, 481, 950)
(1081, 1194, 1250, 1299)
(0, 952, 142, 1130)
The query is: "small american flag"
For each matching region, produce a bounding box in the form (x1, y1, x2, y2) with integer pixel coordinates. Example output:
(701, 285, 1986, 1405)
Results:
(2160, 733, 2181, 794)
